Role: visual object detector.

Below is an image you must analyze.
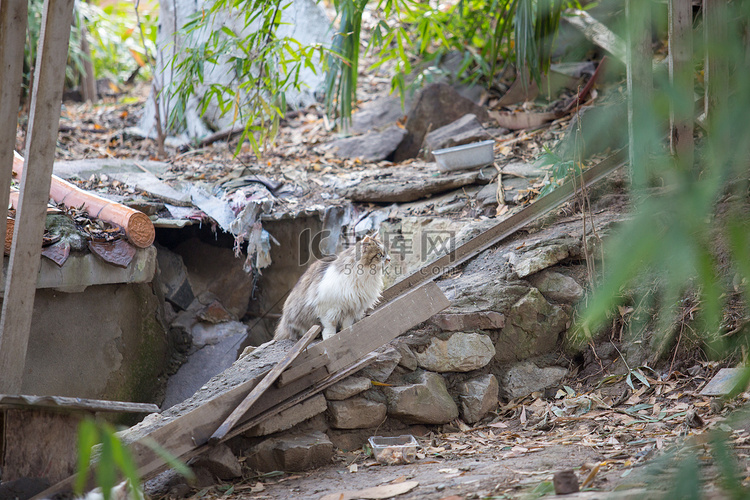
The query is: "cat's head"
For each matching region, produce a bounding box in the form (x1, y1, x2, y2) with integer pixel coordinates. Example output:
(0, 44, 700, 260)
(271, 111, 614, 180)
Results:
(360, 234, 390, 269)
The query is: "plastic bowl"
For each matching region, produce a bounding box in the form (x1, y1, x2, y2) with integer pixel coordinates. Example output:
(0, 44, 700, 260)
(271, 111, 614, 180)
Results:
(368, 435, 418, 465)
(433, 139, 495, 172)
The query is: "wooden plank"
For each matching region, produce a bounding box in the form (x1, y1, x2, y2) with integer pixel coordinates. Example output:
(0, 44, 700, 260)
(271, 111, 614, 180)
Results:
(0, 394, 159, 413)
(223, 352, 377, 442)
(2, 409, 79, 483)
(0, 0, 28, 288)
(276, 348, 329, 387)
(379, 149, 629, 303)
(0, 0, 76, 393)
(209, 325, 320, 443)
(668, 0, 694, 168)
(286, 281, 450, 379)
(626, 0, 653, 190)
(703, 0, 728, 120)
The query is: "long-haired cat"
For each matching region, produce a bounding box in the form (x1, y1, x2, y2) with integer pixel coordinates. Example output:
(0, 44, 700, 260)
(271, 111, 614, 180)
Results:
(274, 235, 389, 340)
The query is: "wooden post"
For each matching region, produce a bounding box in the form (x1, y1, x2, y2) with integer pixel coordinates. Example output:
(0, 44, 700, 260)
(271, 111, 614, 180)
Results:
(703, 0, 728, 121)
(80, 25, 98, 103)
(0, 0, 28, 286)
(0, 0, 76, 393)
(668, 0, 694, 169)
(626, 0, 653, 190)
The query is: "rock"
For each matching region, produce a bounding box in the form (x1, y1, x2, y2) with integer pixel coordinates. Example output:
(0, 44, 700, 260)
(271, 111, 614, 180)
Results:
(190, 443, 242, 480)
(501, 361, 568, 399)
(501, 161, 546, 178)
(394, 343, 418, 371)
(386, 371, 459, 424)
(244, 394, 327, 436)
(156, 245, 195, 310)
(197, 299, 235, 323)
(191, 320, 248, 348)
(553, 470, 580, 494)
(244, 431, 334, 472)
(429, 311, 505, 331)
(324, 376, 372, 401)
(359, 347, 401, 382)
(509, 243, 572, 278)
(393, 83, 489, 162)
(328, 397, 387, 429)
(456, 374, 499, 424)
(341, 170, 478, 203)
(424, 114, 492, 160)
(529, 270, 584, 303)
(322, 125, 407, 161)
(351, 95, 411, 134)
(414, 333, 495, 372)
(175, 237, 253, 318)
(495, 288, 569, 363)
(161, 331, 248, 409)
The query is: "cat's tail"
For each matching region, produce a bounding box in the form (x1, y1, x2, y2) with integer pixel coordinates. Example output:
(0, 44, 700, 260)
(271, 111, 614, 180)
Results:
(273, 316, 294, 341)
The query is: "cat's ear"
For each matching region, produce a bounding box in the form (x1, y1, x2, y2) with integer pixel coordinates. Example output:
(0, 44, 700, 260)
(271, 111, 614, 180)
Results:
(362, 235, 373, 243)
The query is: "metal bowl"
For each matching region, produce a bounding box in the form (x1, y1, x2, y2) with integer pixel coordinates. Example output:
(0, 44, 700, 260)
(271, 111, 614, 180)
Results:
(433, 140, 495, 172)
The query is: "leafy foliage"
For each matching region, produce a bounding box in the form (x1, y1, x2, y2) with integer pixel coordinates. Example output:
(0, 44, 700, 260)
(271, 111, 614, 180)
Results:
(168, 0, 325, 156)
(78, 1, 158, 84)
(573, 1, 750, 362)
(75, 418, 193, 500)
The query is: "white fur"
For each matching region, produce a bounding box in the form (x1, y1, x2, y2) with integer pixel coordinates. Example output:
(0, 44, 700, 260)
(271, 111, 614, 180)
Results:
(314, 260, 384, 339)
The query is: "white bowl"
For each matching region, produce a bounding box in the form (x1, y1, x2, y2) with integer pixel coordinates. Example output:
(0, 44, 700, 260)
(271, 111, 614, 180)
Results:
(433, 139, 495, 172)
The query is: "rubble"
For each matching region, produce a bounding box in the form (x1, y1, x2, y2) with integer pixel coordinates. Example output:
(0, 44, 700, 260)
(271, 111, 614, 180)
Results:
(321, 125, 407, 161)
(189, 443, 242, 480)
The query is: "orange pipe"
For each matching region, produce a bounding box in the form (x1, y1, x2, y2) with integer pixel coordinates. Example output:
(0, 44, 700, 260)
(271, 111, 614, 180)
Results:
(12, 151, 155, 248)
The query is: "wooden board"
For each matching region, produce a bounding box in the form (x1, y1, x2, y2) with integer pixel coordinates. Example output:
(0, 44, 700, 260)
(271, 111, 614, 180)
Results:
(703, 0, 728, 120)
(0, 394, 159, 413)
(2, 409, 79, 483)
(209, 325, 320, 443)
(0, 0, 76, 393)
(668, 0, 694, 167)
(280, 281, 450, 384)
(625, 0, 653, 190)
(0, 0, 28, 286)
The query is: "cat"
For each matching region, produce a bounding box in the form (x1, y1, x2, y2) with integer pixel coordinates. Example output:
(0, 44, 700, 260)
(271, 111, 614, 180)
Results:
(274, 234, 389, 341)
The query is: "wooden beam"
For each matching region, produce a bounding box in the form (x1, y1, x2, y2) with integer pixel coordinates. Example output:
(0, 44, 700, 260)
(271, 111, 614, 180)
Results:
(0, 0, 76, 393)
(209, 325, 320, 443)
(668, 0, 694, 169)
(0, 0, 28, 288)
(279, 281, 451, 385)
(626, 0, 653, 190)
(703, 0, 728, 121)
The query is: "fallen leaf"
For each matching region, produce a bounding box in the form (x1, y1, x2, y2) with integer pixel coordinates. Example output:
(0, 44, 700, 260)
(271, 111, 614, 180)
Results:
(318, 480, 418, 500)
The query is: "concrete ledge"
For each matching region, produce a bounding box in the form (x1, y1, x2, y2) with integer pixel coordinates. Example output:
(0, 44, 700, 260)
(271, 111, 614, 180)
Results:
(2, 245, 156, 294)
